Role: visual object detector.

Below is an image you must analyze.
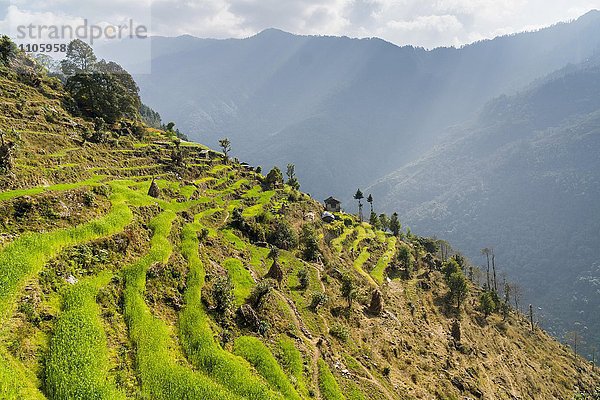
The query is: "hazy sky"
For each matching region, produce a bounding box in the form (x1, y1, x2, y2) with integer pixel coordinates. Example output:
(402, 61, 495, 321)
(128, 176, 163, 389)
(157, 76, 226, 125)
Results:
(2, 0, 599, 48)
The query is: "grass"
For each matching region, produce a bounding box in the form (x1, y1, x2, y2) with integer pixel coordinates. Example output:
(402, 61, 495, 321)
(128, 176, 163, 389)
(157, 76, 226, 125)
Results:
(123, 211, 240, 400)
(222, 229, 247, 250)
(351, 225, 375, 252)
(371, 236, 397, 284)
(331, 227, 354, 254)
(45, 271, 126, 400)
(0, 175, 105, 202)
(242, 189, 276, 218)
(179, 220, 286, 400)
(318, 359, 346, 400)
(234, 336, 302, 400)
(353, 248, 377, 287)
(278, 336, 309, 398)
(223, 258, 254, 306)
(0, 192, 133, 321)
(0, 348, 46, 400)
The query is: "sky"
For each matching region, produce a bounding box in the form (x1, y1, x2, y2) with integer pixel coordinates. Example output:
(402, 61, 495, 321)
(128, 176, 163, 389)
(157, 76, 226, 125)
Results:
(1, 0, 599, 48)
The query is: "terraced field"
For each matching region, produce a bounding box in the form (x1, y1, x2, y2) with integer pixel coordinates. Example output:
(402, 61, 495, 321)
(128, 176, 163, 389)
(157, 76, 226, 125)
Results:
(0, 129, 403, 400)
(1, 66, 597, 400)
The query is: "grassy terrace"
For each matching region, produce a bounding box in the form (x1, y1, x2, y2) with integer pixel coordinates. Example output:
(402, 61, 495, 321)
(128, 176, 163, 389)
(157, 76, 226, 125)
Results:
(371, 236, 397, 285)
(45, 271, 126, 400)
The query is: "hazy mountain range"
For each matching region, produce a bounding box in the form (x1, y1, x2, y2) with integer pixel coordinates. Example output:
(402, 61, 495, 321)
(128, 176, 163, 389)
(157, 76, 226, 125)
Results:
(100, 10, 600, 353)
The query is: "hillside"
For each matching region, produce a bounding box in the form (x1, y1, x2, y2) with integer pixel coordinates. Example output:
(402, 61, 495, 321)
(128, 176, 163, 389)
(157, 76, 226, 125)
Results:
(369, 58, 600, 357)
(0, 46, 599, 400)
(98, 10, 600, 200)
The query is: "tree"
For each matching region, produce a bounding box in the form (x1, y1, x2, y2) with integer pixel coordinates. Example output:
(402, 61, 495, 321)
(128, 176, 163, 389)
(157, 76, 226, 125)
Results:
(268, 219, 298, 250)
(61, 41, 141, 123)
(249, 281, 272, 309)
(300, 225, 320, 261)
(397, 245, 415, 278)
(448, 272, 469, 310)
(0, 36, 18, 66)
(481, 248, 492, 290)
(565, 331, 582, 359)
(286, 163, 300, 190)
(378, 214, 390, 232)
(61, 39, 97, 75)
(480, 292, 496, 318)
(265, 166, 283, 189)
(492, 253, 498, 292)
(389, 212, 401, 236)
(341, 275, 357, 309)
(297, 269, 309, 290)
(65, 71, 140, 123)
(442, 258, 460, 280)
(310, 292, 328, 312)
(354, 189, 364, 222)
(369, 211, 380, 229)
(166, 122, 176, 132)
(367, 194, 374, 213)
(219, 138, 231, 160)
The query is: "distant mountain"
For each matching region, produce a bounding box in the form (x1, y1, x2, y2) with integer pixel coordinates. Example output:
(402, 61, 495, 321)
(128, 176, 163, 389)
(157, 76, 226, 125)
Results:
(369, 59, 600, 353)
(99, 10, 600, 200)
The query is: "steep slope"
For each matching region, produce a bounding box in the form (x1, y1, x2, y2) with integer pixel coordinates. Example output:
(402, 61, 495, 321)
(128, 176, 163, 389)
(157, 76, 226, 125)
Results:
(369, 58, 600, 357)
(0, 47, 599, 400)
(97, 10, 600, 199)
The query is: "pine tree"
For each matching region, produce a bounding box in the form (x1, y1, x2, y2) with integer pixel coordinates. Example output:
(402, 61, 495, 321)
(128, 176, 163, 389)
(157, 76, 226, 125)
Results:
(389, 212, 401, 236)
(354, 189, 364, 222)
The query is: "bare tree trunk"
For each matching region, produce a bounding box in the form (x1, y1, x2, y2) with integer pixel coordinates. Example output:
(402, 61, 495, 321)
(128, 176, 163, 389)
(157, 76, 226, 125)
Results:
(486, 253, 490, 290)
(492, 253, 498, 292)
(529, 304, 534, 332)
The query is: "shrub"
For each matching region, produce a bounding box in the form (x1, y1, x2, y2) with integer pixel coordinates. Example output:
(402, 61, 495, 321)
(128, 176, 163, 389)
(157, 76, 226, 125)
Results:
(480, 291, 496, 317)
(310, 292, 328, 312)
(297, 269, 309, 290)
(249, 280, 272, 309)
(268, 220, 298, 250)
(300, 225, 320, 261)
(329, 324, 349, 342)
(210, 276, 235, 315)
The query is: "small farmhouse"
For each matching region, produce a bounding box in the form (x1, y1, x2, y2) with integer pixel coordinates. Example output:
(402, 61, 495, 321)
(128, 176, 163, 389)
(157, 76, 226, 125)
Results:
(324, 196, 341, 212)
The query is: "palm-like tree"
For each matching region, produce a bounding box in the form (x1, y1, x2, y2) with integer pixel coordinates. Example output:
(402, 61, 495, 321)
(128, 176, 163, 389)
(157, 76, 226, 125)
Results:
(354, 189, 364, 222)
(367, 194, 373, 213)
(481, 248, 492, 290)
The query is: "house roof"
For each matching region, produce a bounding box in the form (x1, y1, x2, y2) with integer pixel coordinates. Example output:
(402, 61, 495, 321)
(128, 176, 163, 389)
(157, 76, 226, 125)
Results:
(324, 196, 341, 205)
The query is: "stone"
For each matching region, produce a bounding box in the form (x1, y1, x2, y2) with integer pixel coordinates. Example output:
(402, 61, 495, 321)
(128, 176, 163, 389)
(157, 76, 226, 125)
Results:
(369, 289, 384, 315)
(148, 178, 161, 198)
(237, 304, 260, 330)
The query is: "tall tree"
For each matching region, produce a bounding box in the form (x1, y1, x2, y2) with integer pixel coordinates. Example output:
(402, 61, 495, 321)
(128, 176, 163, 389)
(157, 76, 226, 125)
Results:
(61, 39, 97, 75)
(265, 166, 284, 189)
(481, 248, 492, 290)
(219, 138, 231, 161)
(286, 163, 300, 190)
(389, 212, 401, 236)
(341, 274, 356, 309)
(61, 40, 140, 123)
(378, 213, 390, 232)
(354, 189, 364, 222)
(492, 252, 498, 292)
(367, 194, 374, 213)
(448, 272, 469, 311)
(480, 292, 495, 318)
(369, 211, 380, 229)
